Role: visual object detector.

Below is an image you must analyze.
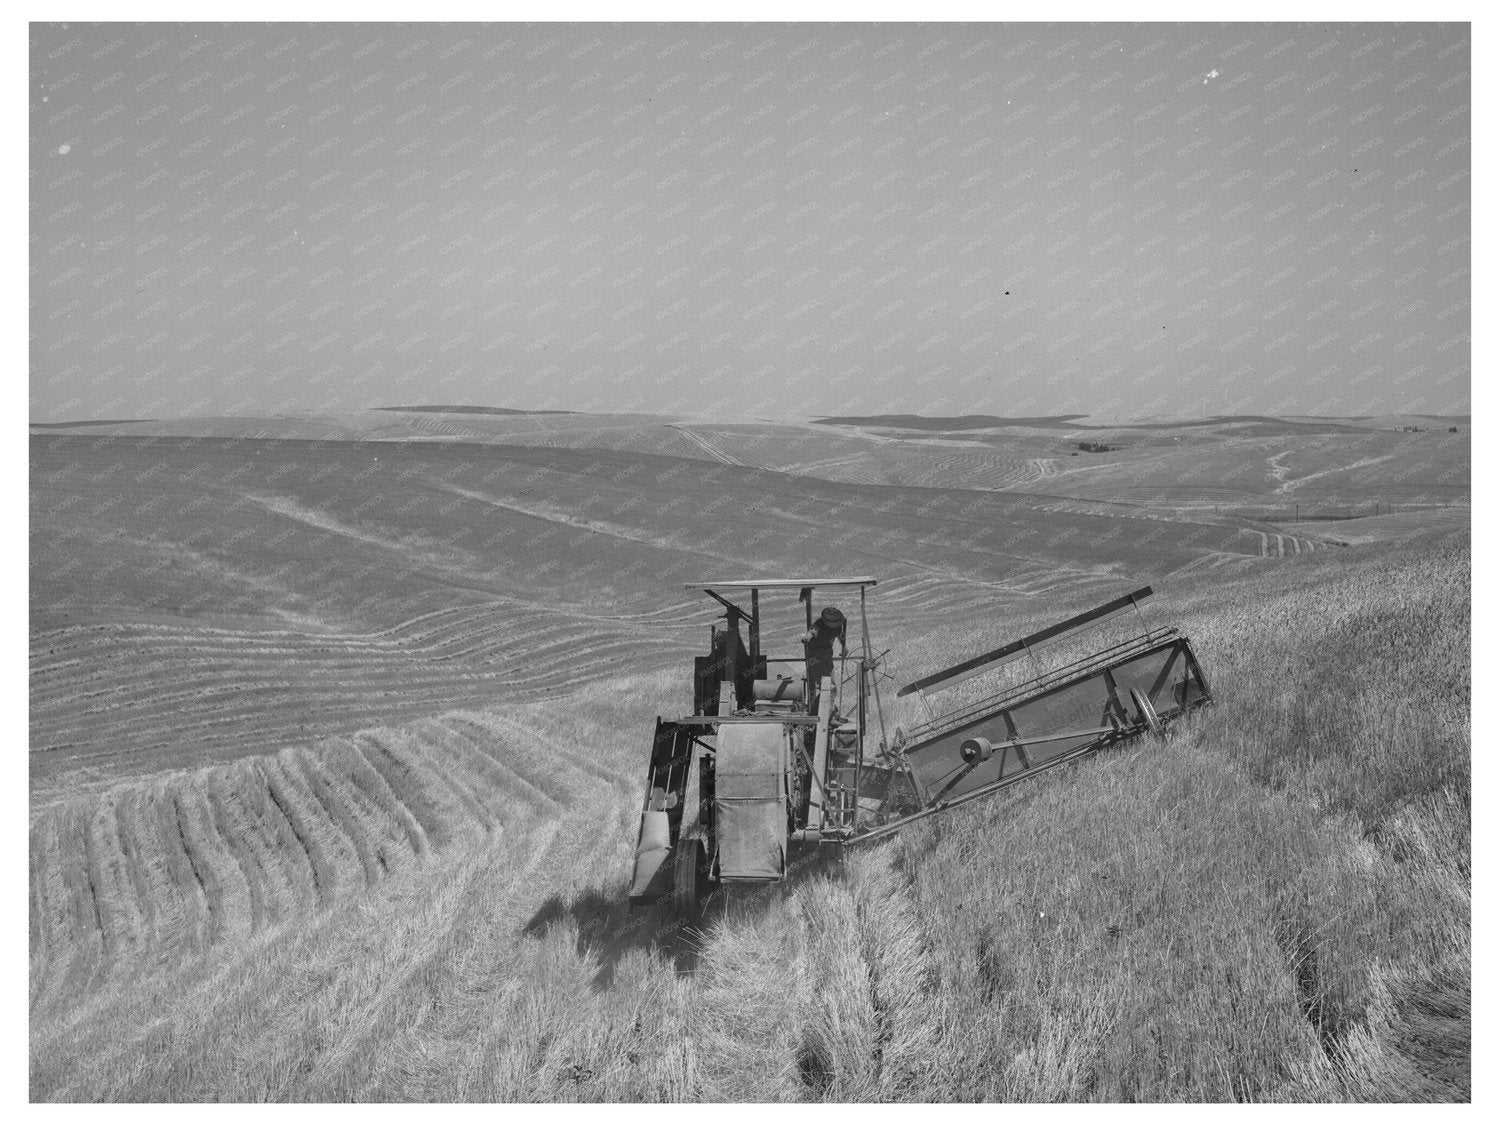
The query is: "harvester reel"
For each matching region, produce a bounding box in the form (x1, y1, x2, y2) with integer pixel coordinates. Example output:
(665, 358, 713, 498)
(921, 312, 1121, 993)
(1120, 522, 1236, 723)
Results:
(1130, 687, 1163, 738)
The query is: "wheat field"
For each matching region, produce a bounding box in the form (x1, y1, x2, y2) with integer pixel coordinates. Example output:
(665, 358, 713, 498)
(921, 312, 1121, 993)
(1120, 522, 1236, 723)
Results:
(31, 511, 1468, 1100)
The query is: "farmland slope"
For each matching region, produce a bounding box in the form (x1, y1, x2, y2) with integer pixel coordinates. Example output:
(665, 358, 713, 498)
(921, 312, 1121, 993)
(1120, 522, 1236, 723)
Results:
(30, 415, 1469, 1100)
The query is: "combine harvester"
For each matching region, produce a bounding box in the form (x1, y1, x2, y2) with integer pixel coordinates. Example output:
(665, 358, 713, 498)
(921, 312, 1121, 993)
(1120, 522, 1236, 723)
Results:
(629, 578, 1212, 915)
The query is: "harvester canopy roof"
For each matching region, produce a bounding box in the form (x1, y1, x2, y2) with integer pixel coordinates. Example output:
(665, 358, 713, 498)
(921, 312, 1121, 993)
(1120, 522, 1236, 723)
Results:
(683, 577, 877, 590)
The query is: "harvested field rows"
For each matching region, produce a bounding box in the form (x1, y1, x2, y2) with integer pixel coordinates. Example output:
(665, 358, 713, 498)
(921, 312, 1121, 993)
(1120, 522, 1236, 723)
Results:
(27, 413, 1469, 1101)
(31, 558, 1123, 795)
(34, 432, 1290, 796)
(30, 531, 1470, 1101)
(30, 599, 706, 794)
(30, 686, 654, 1015)
(1253, 531, 1331, 558)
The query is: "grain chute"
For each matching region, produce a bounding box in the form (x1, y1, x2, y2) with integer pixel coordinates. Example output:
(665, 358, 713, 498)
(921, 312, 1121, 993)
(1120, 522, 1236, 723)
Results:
(628, 579, 1212, 915)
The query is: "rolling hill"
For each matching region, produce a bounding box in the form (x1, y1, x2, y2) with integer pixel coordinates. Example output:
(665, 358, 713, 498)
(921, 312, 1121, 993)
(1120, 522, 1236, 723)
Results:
(29, 411, 1469, 1100)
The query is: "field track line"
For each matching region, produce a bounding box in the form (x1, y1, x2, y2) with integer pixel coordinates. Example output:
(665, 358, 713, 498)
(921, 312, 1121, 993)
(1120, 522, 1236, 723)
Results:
(1278, 451, 1400, 493)
(435, 482, 743, 567)
(1266, 449, 1294, 488)
(667, 425, 747, 466)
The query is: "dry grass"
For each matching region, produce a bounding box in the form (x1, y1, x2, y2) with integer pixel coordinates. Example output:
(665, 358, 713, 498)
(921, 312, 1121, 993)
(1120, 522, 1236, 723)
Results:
(31, 526, 1467, 1101)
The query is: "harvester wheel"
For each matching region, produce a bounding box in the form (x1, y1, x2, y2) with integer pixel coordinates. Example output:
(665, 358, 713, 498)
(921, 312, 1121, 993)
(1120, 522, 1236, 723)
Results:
(671, 831, 704, 920)
(1130, 687, 1163, 738)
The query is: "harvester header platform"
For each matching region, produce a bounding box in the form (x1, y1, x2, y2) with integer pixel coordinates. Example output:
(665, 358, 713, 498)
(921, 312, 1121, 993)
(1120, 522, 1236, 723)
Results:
(628, 577, 1211, 915)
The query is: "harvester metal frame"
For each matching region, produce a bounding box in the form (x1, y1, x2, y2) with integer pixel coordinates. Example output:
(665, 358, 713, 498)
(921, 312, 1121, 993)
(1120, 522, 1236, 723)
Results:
(628, 577, 1212, 916)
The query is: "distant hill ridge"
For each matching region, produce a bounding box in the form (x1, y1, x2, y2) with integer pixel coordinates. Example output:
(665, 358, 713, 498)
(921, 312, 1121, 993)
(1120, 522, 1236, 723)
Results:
(812, 414, 1087, 430)
(27, 408, 1467, 431)
(376, 405, 577, 416)
(811, 412, 1468, 432)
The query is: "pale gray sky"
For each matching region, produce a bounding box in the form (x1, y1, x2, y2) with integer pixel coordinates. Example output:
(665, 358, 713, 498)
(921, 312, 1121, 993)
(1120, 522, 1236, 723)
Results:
(30, 22, 1470, 421)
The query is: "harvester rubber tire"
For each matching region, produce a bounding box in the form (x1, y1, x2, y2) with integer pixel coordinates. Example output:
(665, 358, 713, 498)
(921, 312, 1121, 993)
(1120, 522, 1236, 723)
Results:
(671, 834, 702, 921)
(1130, 687, 1164, 738)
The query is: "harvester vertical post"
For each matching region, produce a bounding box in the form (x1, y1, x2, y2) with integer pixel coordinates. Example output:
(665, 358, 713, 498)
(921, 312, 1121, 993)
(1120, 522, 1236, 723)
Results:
(750, 588, 760, 664)
(855, 585, 868, 829)
(808, 675, 835, 832)
(859, 588, 892, 771)
(839, 623, 848, 703)
(854, 660, 866, 831)
(725, 610, 738, 703)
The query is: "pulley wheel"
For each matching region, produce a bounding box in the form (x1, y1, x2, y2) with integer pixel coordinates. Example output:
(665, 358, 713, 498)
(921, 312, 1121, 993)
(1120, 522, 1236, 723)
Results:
(1130, 687, 1163, 738)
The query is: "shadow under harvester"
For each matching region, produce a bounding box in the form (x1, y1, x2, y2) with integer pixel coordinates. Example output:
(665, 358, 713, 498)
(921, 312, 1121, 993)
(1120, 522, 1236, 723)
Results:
(522, 843, 852, 991)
